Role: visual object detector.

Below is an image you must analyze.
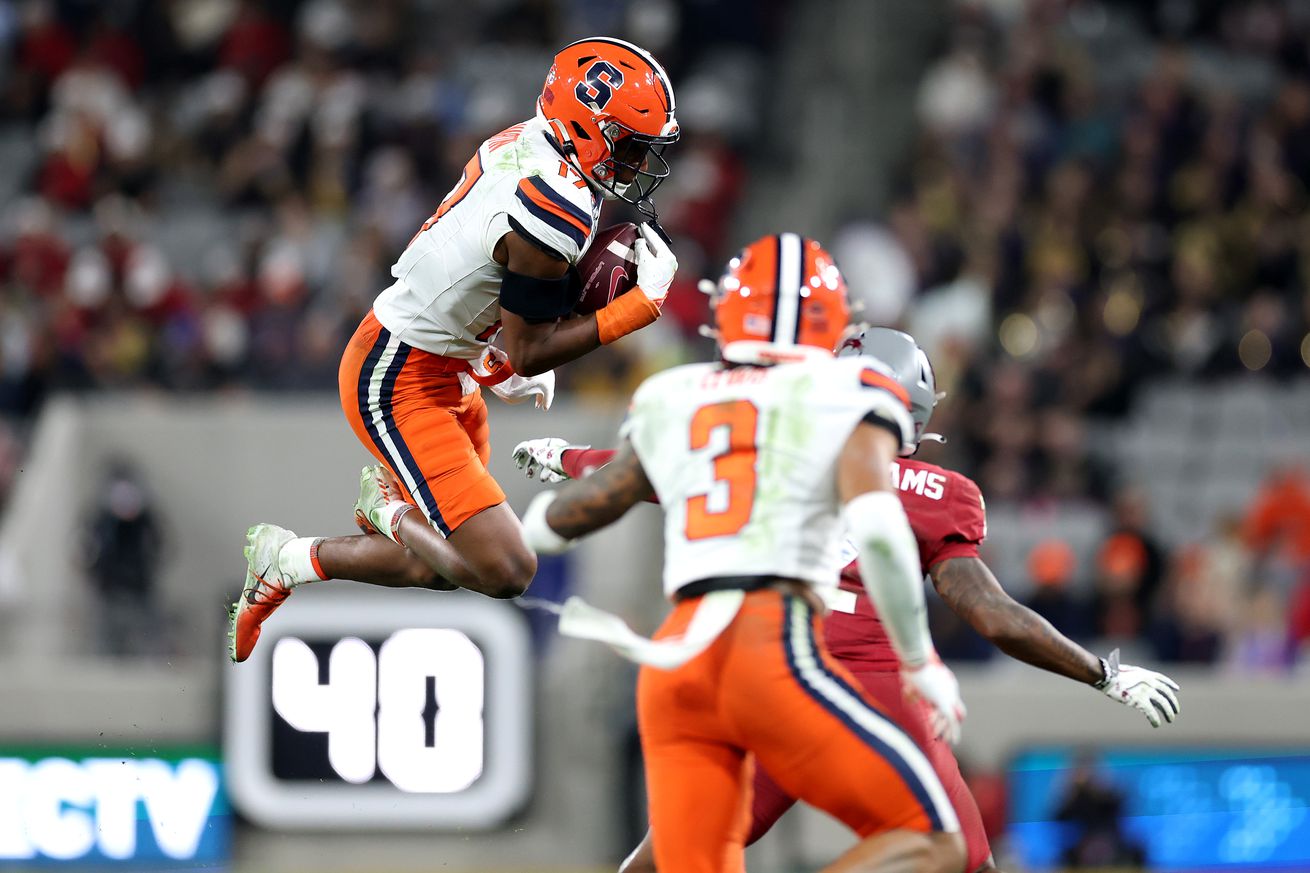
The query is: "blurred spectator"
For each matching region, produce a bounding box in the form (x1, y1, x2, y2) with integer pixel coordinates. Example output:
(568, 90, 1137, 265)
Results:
(1243, 466, 1310, 661)
(1226, 586, 1292, 673)
(1055, 752, 1147, 869)
(82, 461, 166, 656)
(831, 222, 916, 326)
(1091, 487, 1165, 636)
(1290, 579, 1310, 668)
(1023, 538, 1089, 640)
(0, 0, 762, 411)
(1243, 465, 1310, 569)
(1092, 532, 1149, 640)
(1151, 545, 1224, 664)
(911, 2, 1310, 514)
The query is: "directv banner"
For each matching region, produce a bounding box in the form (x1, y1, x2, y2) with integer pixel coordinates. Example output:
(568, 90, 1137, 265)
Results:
(0, 747, 228, 866)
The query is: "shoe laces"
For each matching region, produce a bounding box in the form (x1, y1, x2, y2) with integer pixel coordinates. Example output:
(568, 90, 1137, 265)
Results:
(245, 567, 290, 606)
(377, 474, 402, 503)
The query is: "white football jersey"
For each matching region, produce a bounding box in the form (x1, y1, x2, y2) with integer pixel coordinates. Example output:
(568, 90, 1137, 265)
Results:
(372, 117, 601, 359)
(622, 356, 916, 597)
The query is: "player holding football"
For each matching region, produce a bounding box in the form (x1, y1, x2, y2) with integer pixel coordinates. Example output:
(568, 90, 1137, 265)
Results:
(521, 233, 969, 873)
(514, 327, 1182, 873)
(228, 38, 681, 663)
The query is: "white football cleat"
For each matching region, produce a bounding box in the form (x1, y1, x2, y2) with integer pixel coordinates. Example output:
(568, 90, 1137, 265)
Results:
(228, 523, 296, 663)
(354, 464, 409, 535)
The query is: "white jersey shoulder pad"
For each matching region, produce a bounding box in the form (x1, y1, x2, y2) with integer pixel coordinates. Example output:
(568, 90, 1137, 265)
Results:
(502, 129, 599, 263)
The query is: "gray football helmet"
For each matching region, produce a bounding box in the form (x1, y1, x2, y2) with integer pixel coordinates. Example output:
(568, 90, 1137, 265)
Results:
(838, 327, 941, 454)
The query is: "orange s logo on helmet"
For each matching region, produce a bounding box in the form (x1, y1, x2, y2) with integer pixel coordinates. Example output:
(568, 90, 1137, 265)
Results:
(713, 234, 850, 366)
(537, 38, 679, 219)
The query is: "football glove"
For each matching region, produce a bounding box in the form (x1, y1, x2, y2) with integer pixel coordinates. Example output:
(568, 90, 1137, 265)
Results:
(490, 370, 555, 410)
(512, 437, 587, 484)
(633, 223, 677, 307)
(462, 345, 555, 409)
(1094, 648, 1180, 728)
(902, 657, 966, 745)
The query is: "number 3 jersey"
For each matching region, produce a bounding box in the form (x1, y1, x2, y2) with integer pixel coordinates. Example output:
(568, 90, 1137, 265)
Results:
(621, 356, 916, 598)
(372, 116, 601, 360)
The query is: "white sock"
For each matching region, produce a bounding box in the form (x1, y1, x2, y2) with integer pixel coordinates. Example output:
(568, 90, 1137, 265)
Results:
(375, 501, 416, 547)
(278, 537, 328, 586)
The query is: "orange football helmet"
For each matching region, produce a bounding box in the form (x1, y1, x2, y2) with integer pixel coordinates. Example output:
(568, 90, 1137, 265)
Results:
(712, 233, 850, 365)
(537, 37, 679, 218)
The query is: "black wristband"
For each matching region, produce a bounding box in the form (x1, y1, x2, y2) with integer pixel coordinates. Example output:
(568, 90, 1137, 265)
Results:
(1094, 656, 1112, 689)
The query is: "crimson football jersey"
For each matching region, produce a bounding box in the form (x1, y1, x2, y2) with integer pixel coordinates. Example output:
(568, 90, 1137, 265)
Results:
(823, 458, 987, 669)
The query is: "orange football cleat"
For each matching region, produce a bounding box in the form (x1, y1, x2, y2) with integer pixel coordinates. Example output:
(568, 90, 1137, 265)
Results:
(228, 523, 297, 663)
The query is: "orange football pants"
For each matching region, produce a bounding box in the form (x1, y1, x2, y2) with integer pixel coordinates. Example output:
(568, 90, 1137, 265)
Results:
(338, 310, 505, 535)
(638, 590, 957, 873)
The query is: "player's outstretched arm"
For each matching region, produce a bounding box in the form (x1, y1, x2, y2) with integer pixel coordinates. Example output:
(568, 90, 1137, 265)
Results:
(497, 225, 676, 377)
(930, 556, 1103, 683)
(520, 440, 655, 554)
(930, 556, 1181, 726)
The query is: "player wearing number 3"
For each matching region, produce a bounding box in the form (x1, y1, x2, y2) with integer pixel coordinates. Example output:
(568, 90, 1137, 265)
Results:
(229, 38, 680, 663)
(521, 234, 968, 873)
(518, 325, 1183, 873)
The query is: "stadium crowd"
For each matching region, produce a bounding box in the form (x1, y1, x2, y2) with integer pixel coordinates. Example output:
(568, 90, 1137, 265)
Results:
(0, 0, 1307, 666)
(899, 0, 1310, 670)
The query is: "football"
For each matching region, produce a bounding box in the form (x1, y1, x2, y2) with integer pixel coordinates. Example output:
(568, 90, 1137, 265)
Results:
(573, 222, 640, 314)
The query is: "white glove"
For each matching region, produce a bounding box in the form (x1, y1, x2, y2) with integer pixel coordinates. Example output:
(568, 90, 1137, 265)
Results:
(634, 223, 677, 306)
(465, 345, 556, 409)
(902, 657, 966, 745)
(513, 437, 588, 484)
(490, 369, 555, 409)
(1095, 649, 1180, 728)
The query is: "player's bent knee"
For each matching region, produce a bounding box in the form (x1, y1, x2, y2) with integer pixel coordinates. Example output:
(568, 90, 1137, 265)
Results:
(476, 548, 536, 599)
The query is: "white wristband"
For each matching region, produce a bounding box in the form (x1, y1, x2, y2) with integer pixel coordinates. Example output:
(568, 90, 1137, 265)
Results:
(520, 491, 576, 555)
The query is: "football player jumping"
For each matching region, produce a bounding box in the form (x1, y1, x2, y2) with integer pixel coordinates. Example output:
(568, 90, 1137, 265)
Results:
(514, 327, 1181, 873)
(229, 38, 680, 663)
(522, 234, 969, 873)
